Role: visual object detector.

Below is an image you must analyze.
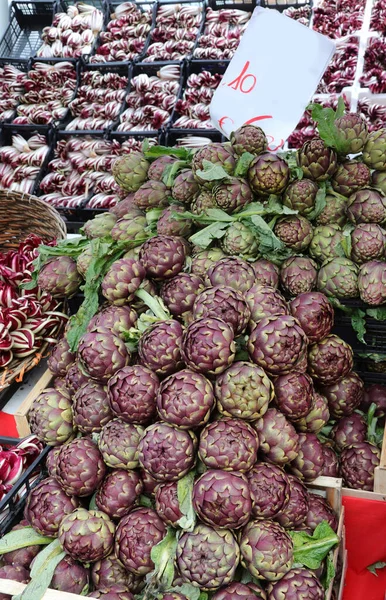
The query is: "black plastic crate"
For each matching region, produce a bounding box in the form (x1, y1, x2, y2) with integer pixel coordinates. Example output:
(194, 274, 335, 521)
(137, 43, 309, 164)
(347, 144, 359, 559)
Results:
(166, 127, 224, 147)
(260, 0, 311, 9)
(332, 299, 386, 354)
(0, 1, 56, 61)
(0, 444, 50, 537)
(209, 0, 258, 10)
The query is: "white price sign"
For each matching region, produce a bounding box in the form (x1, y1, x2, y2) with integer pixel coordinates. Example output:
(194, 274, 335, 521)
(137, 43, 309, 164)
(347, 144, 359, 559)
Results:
(209, 7, 336, 151)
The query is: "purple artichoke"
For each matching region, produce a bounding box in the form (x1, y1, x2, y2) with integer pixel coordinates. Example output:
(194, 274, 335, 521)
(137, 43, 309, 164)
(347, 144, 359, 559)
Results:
(157, 205, 192, 237)
(92, 554, 144, 594)
(148, 155, 176, 181)
(48, 337, 75, 377)
(297, 138, 338, 181)
(182, 316, 235, 376)
(248, 152, 290, 196)
(56, 437, 106, 497)
(38, 256, 82, 298)
(331, 160, 371, 197)
(138, 422, 196, 482)
(59, 508, 115, 563)
(193, 285, 251, 335)
(316, 194, 348, 227)
(240, 520, 293, 581)
(87, 305, 137, 339)
(245, 285, 289, 326)
(176, 524, 240, 590)
(254, 408, 299, 465)
(251, 259, 280, 288)
(155, 481, 183, 527)
(208, 256, 256, 293)
(351, 223, 386, 264)
(160, 273, 205, 317)
(306, 493, 338, 532)
(50, 555, 89, 595)
(140, 235, 187, 280)
(283, 178, 319, 216)
(156, 368, 214, 429)
(198, 417, 259, 472)
(25, 477, 80, 536)
(320, 444, 340, 477)
(266, 568, 324, 599)
(295, 392, 330, 434)
(340, 441, 380, 490)
(362, 384, 386, 417)
(78, 328, 130, 383)
(321, 372, 364, 418)
(214, 177, 253, 212)
(101, 258, 146, 305)
(138, 319, 184, 377)
(280, 256, 318, 296)
(0, 565, 29, 597)
(73, 381, 113, 433)
(247, 462, 290, 519)
(98, 419, 144, 470)
(347, 188, 386, 224)
(133, 180, 169, 210)
(107, 365, 159, 424)
(289, 292, 334, 343)
(191, 249, 226, 284)
(274, 215, 313, 252)
(213, 582, 267, 600)
(231, 124, 267, 155)
(307, 334, 353, 385)
(191, 143, 236, 185)
(65, 361, 89, 395)
(171, 169, 200, 203)
(2, 521, 41, 568)
(248, 315, 308, 376)
(274, 372, 314, 421)
(88, 590, 134, 599)
(290, 433, 325, 482)
(95, 470, 143, 520)
(275, 474, 309, 529)
(358, 260, 386, 305)
(115, 507, 166, 575)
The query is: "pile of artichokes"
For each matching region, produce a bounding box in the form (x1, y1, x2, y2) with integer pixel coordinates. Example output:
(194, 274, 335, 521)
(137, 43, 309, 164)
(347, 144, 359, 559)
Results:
(2, 110, 386, 600)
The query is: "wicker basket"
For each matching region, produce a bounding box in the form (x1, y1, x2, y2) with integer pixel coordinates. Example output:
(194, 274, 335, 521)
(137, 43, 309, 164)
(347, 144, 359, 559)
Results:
(0, 190, 67, 391)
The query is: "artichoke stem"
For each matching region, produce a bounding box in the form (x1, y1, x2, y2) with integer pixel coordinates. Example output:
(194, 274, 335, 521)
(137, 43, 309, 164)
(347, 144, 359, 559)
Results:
(135, 288, 171, 320)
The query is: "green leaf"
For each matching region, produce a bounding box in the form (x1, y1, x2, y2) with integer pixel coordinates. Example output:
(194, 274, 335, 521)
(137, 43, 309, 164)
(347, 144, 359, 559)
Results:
(138, 495, 154, 508)
(171, 584, 203, 600)
(307, 184, 327, 221)
(351, 308, 367, 345)
(336, 96, 346, 118)
(290, 521, 339, 570)
(322, 550, 336, 590)
(248, 215, 292, 260)
(145, 208, 164, 225)
(189, 221, 230, 249)
(162, 160, 189, 188)
(196, 160, 230, 182)
(89, 492, 98, 510)
(366, 403, 384, 447)
(368, 561, 386, 576)
(13, 539, 65, 600)
(234, 152, 255, 177)
(0, 527, 52, 554)
(145, 146, 193, 161)
(176, 471, 196, 531)
(366, 307, 386, 321)
(141, 138, 150, 153)
(307, 100, 349, 154)
(149, 528, 178, 590)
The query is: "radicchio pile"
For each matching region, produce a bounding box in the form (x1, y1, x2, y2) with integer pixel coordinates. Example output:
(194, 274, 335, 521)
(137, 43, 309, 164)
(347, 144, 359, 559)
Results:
(66, 70, 128, 131)
(0, 64, 25, 122)
(370, 0, 386, 34)
(312, 0, 365, 38)
(13, 62, 77, 126)
(118, 65, 180, 132)
(193, 7, 250, 60)
(283, 5, 311, 26)
(174, 70, 222, 129)
(91, 2, 153, 63)
(37, 2, 104, 59)
(143, 3, 203, 62)
(360, 37, 386, 94)
(357, 98, 386, 131)
(39, 136, 154, 209)
(317, 37, 359, 94)
(0, 134, 50, 194)
(0, 435, 43, 504)
(0, 235, 67, 368)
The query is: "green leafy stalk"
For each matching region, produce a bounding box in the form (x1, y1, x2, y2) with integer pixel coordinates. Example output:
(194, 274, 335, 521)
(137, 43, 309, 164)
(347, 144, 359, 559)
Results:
(307, 98, 348, 154)
(134, 288, 171, 320)
(321, 550, 336, 591)
(195, 159, 230, 183)
(366, 402, 384, 447)
(144, 146, 194, 162)
(366, 306, 386, 321)
(327, 298, 367, 344)
(162, 160, 189, 188)
(234, 152, 255, 177)
(143, 528, 178, 598)
(368, 561, 386, 576)
(177, 471, 196, 531)
(189, 222, 230, 249)
(307, 183, 327, 221)
(13, 539, 65, 600)
(290, 521, 339, 570)
(0, 527, 52, 554)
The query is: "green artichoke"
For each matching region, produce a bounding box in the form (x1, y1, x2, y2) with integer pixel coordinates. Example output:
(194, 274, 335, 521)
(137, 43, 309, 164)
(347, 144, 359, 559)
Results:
(372, 170, 386, 195)
(317, 257, 359, 299)
(280, 256, 318, 296)
(254, 407, 299, 465)
(83, 213, 117, 239)
(334, 113, 369, 153)
(113, 152, 150, 192)
(214, 177, 253, 212)
(347, 188, 386, 224)
(362, 128, 386, 171)
(110, 214, 147, 243)
(190, 190, 219, 217)
(76, 244, 94, 277)
(157, 205, 193, 237)
(29, 387, 73, 446)
(274, 215, 313, 252)
(315, 194, 347, 227)
(358, 260, 386, 305)
(283, 178, 319, 216)
(248, 152, 290, 196)
(38, 256, 82, 298)
(297, 138, 338, 181)
(101, 257, 146, 305)
(240, 520, 293, 581)
(308, 334, 353, 385)
(220, 221, 259, 258)
(351, 223, 386, 264)
(191, 248, 225, 283)
(309, 224, 345, 263)
(230, 124, 267, 155)
(59, 508, 115, 563)
(25, 477, 80, 536)
(331, 160, 371, 197)
(99, 418, 144, 470)
(182, 316, 235, 376)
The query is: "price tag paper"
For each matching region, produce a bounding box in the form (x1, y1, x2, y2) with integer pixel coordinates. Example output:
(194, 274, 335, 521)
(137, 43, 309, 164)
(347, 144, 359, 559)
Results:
(209, 7, 336, 151)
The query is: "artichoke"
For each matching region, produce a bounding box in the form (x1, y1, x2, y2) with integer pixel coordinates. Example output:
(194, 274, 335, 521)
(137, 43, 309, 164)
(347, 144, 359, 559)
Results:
(248, 315, 308, 376)
(334, 112, 369, 153)
(247, 462, 290, 519)
(297, 139, 338, 181)
(28, 387, 73, 447)
(0, 565, 29, 591)
(171, 169, 200, 203)
(251, 259, 279, 288)
(358, 260, 386, 305)
(193, 285, 251, 336)
(295, 391, 330, 434)
(307, 334, 353, 385)
(255, 408, 299, 465)
(215, 361, 273, 421)
(190, 190, 219, 217)
(192, 469, 252, 529)
(176, 524, 240, 590)
(133, 180, 169, 210)
(98, 419, 144, 470)
(214, 177, 253, 212)
(275, 474, 309, 529)
(101, 258, 146, 305)
(321, 371, 364, 418)
(245, 284, 289, 326)
(274, 215, 313, 252)
(25, 477, 79, 537)
(280, 256, 318, 296)
(309, 224, 346, 263)
(192, 143, 236, 185)
(148, 155, 176, 181)
(138, 422, 196, 482)
(46, 447, 60, 479)
(110, 194, 139, 218)
(161, 273, 205, 317)
(50, 555, 89, 595)
(56, 437, 106, 497)
(113, 152, 150, 192)
(208, 256, 256, 293)
(110, 214, 147, 243)
(274, 372, 314, 421)
(283, 178, 319, 216)
(213, 582, 266, 600)
(140, 235, 187, 280)
(290, 433, 325, 482)
(191, 248, 225, 283)
(198, 417, 259, 472)
(48, 337, 75, 377)
(87, 590, 133, 599)
(331, 160, 371, 197)
(317, 257, 359, 299)
(182, 316, 235, 376)
(331, 413, 367, 451)
(92, 554, 144, 594)
(157, 205, 192, 237)
(362, 128, 386, 171)
(362, 384, 386, 417)
(248, 152, 290, 196)
(73, 381, 113, 434)
(240, 519, 293, 581)
(87, 305, 137, 339)
(351, 223, 386, 264)
(95, 470, 143, 520)
(138, 319, 184, 377)
(340, 441, 380, 490)
(59, 508, 115, 563)
(38, 256, 82, 298)
(155, 481, 183, 527)
(230, 124, 267, 155)
(76, 244, 94, 277)
(266, 568, 324, 599)
(316, 194, 347, 227)
(372, 170, 386, 195)
(78, 329, 130, 382)
(289, 292, 334, 343)
(221, 221, 260, 259)
(107, 365, 159, 425)
(2, 522, 41, 568)
(320, 445, 339, 477)
(347, 188, 386, 224)
(306, 493, 338, 532)
(156, 368, 214, 429)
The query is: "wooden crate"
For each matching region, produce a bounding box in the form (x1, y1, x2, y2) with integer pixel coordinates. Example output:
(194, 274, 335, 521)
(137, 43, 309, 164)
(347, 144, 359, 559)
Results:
(374, 424, 386, 495)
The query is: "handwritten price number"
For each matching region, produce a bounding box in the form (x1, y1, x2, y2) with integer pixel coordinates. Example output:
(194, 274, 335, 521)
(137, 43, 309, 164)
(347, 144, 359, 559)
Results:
(227, 61, 257, 94)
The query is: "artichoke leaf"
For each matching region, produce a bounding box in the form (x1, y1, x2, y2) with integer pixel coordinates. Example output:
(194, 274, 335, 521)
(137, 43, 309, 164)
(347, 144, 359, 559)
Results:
(290, 521, 339, 570)
(0, 527, 52, 554)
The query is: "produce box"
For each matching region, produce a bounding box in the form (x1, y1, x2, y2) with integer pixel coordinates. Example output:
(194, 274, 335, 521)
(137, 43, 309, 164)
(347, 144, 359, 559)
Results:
(374, 424, 386, 494)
